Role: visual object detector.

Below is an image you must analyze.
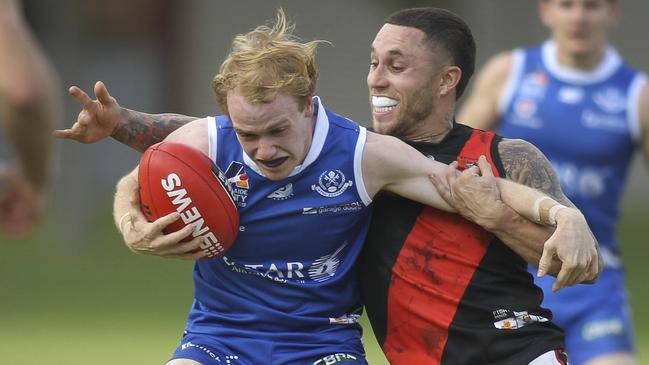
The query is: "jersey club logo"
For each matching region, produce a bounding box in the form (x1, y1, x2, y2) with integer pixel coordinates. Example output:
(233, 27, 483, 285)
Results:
(267, 183, 294, 200)
(312, 170, 353, 198)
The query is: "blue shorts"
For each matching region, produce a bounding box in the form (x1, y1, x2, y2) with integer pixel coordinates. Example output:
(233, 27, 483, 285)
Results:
(532, 267, 636, 365)
(169, 332, 368, 365)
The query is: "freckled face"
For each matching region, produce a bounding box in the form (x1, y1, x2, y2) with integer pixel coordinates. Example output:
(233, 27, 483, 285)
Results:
(227, 91, 315, 180)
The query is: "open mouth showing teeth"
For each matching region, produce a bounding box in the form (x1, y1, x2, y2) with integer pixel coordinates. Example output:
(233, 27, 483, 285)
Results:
(374, 106, 397, 113)
(372, 96, 398, 113)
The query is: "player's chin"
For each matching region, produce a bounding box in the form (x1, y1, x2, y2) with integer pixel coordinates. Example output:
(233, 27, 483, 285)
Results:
(372, 117, 397, 135)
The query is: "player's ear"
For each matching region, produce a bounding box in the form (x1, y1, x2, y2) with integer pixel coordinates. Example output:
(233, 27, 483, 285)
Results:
(538, 0, 552, 27)
(304, 97, 315, 117)
(608, 1, 621, 27)
(439, 66, 462, 97)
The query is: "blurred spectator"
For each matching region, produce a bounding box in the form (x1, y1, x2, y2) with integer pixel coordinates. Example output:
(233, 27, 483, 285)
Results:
(0, 0, 60, 237)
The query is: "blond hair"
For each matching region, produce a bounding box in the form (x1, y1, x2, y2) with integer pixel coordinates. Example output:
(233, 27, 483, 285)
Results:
(213, 9, 327, 115)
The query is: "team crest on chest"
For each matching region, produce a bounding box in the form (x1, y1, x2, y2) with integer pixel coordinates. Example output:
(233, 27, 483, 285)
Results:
(312, 170, 353, 198)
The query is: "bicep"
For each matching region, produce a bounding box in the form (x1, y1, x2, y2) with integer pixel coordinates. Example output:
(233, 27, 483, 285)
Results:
(498, 138, 574, 207)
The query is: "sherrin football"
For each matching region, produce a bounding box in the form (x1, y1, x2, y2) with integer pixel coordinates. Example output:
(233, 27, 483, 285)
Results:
(138, 141, 239, 258)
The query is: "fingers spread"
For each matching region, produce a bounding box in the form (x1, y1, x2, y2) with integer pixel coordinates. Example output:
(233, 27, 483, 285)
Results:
(94, 81, 114, 105)
(51, 129, 74, 139)
(69, 86, 95, 109)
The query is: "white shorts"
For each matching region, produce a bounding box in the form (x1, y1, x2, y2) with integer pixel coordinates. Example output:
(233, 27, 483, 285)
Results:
(529, 349, 569, 365)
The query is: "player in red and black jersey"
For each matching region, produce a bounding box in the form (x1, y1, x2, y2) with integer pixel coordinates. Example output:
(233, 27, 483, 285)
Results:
(360, 7, 583, 365)
(360, 123, 567, 364)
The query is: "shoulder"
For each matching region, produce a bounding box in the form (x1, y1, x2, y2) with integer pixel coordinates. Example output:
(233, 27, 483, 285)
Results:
(458, 51, 517, 128)
(364, 131, 403, 160)
(497, 138, 549, 182)
(475, 51, 517, 86)
(496, 138, 571, 205)
(638, 79, 649, 132)
(164, 117, 210, 154)
(323, 107, 364, 132)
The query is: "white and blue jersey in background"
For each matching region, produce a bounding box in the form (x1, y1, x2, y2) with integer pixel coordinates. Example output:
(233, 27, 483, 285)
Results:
(173, 97, 372, 364)
(497, 41, 646, 364)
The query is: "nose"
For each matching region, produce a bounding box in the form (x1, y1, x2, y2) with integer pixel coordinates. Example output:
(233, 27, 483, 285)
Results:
(570, 2, 588, 23)
(367, 65, 389, 90)
(255, 138, 277, 160)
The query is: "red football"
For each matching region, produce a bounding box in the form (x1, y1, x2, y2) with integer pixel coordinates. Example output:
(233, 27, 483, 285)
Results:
(138, 141, 239, 258)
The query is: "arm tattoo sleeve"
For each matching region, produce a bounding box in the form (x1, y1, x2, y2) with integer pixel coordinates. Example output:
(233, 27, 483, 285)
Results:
(113, 108, 198, 152)
(498, 138, 574, 207)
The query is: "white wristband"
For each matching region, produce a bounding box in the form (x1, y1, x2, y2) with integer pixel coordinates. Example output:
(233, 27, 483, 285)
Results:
(118, 212, 132, 234)
(532, 196, 553, 223)
(548, 204, 567, 226)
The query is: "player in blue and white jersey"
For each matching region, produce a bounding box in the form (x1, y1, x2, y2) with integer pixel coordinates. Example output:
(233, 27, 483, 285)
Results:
(460, 1, 649, 364)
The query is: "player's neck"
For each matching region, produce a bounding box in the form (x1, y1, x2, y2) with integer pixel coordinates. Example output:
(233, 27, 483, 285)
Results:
(407, 110, 454, 143)
(555, 46, 606, 71)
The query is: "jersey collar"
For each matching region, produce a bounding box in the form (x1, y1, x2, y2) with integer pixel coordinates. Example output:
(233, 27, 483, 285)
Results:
(542, 40, 621, 85)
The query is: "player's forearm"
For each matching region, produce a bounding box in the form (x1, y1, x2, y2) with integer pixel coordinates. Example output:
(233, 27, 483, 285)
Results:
(496, 178, 570, 225)
(112, 108, 198, 152)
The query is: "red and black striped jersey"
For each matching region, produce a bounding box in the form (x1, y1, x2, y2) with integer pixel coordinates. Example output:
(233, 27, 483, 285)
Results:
(359, 123, 564, 364)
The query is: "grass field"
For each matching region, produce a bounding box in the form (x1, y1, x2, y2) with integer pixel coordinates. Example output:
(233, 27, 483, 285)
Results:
(1, 204, 647, 364)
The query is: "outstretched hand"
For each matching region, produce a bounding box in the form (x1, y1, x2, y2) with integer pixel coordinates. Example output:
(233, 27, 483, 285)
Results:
(52, 81, 123, 144)
(118, 182, 207, 260)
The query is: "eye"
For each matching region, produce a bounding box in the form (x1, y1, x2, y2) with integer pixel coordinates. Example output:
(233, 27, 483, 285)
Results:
(237, 131, 257, 141)
(390, 65, 405, 73)
(270, 128, 287, 136)
(369, 61, 378, 69)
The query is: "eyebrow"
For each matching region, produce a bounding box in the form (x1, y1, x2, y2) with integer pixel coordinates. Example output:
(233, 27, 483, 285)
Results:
(234, 119, 289, 134)
(371, 47, 406, 58)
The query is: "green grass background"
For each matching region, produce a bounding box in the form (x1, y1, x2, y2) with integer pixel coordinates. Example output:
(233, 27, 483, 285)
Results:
(1, 204, 647, 364)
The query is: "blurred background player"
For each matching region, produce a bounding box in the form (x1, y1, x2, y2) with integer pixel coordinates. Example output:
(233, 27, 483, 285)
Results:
(459, 1, 648, 364)
(0, 0, 60, 237)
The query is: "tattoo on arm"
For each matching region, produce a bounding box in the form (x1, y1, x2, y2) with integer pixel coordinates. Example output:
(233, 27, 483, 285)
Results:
(113, 108, 198, 152)
(498, 139, 574, 207)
